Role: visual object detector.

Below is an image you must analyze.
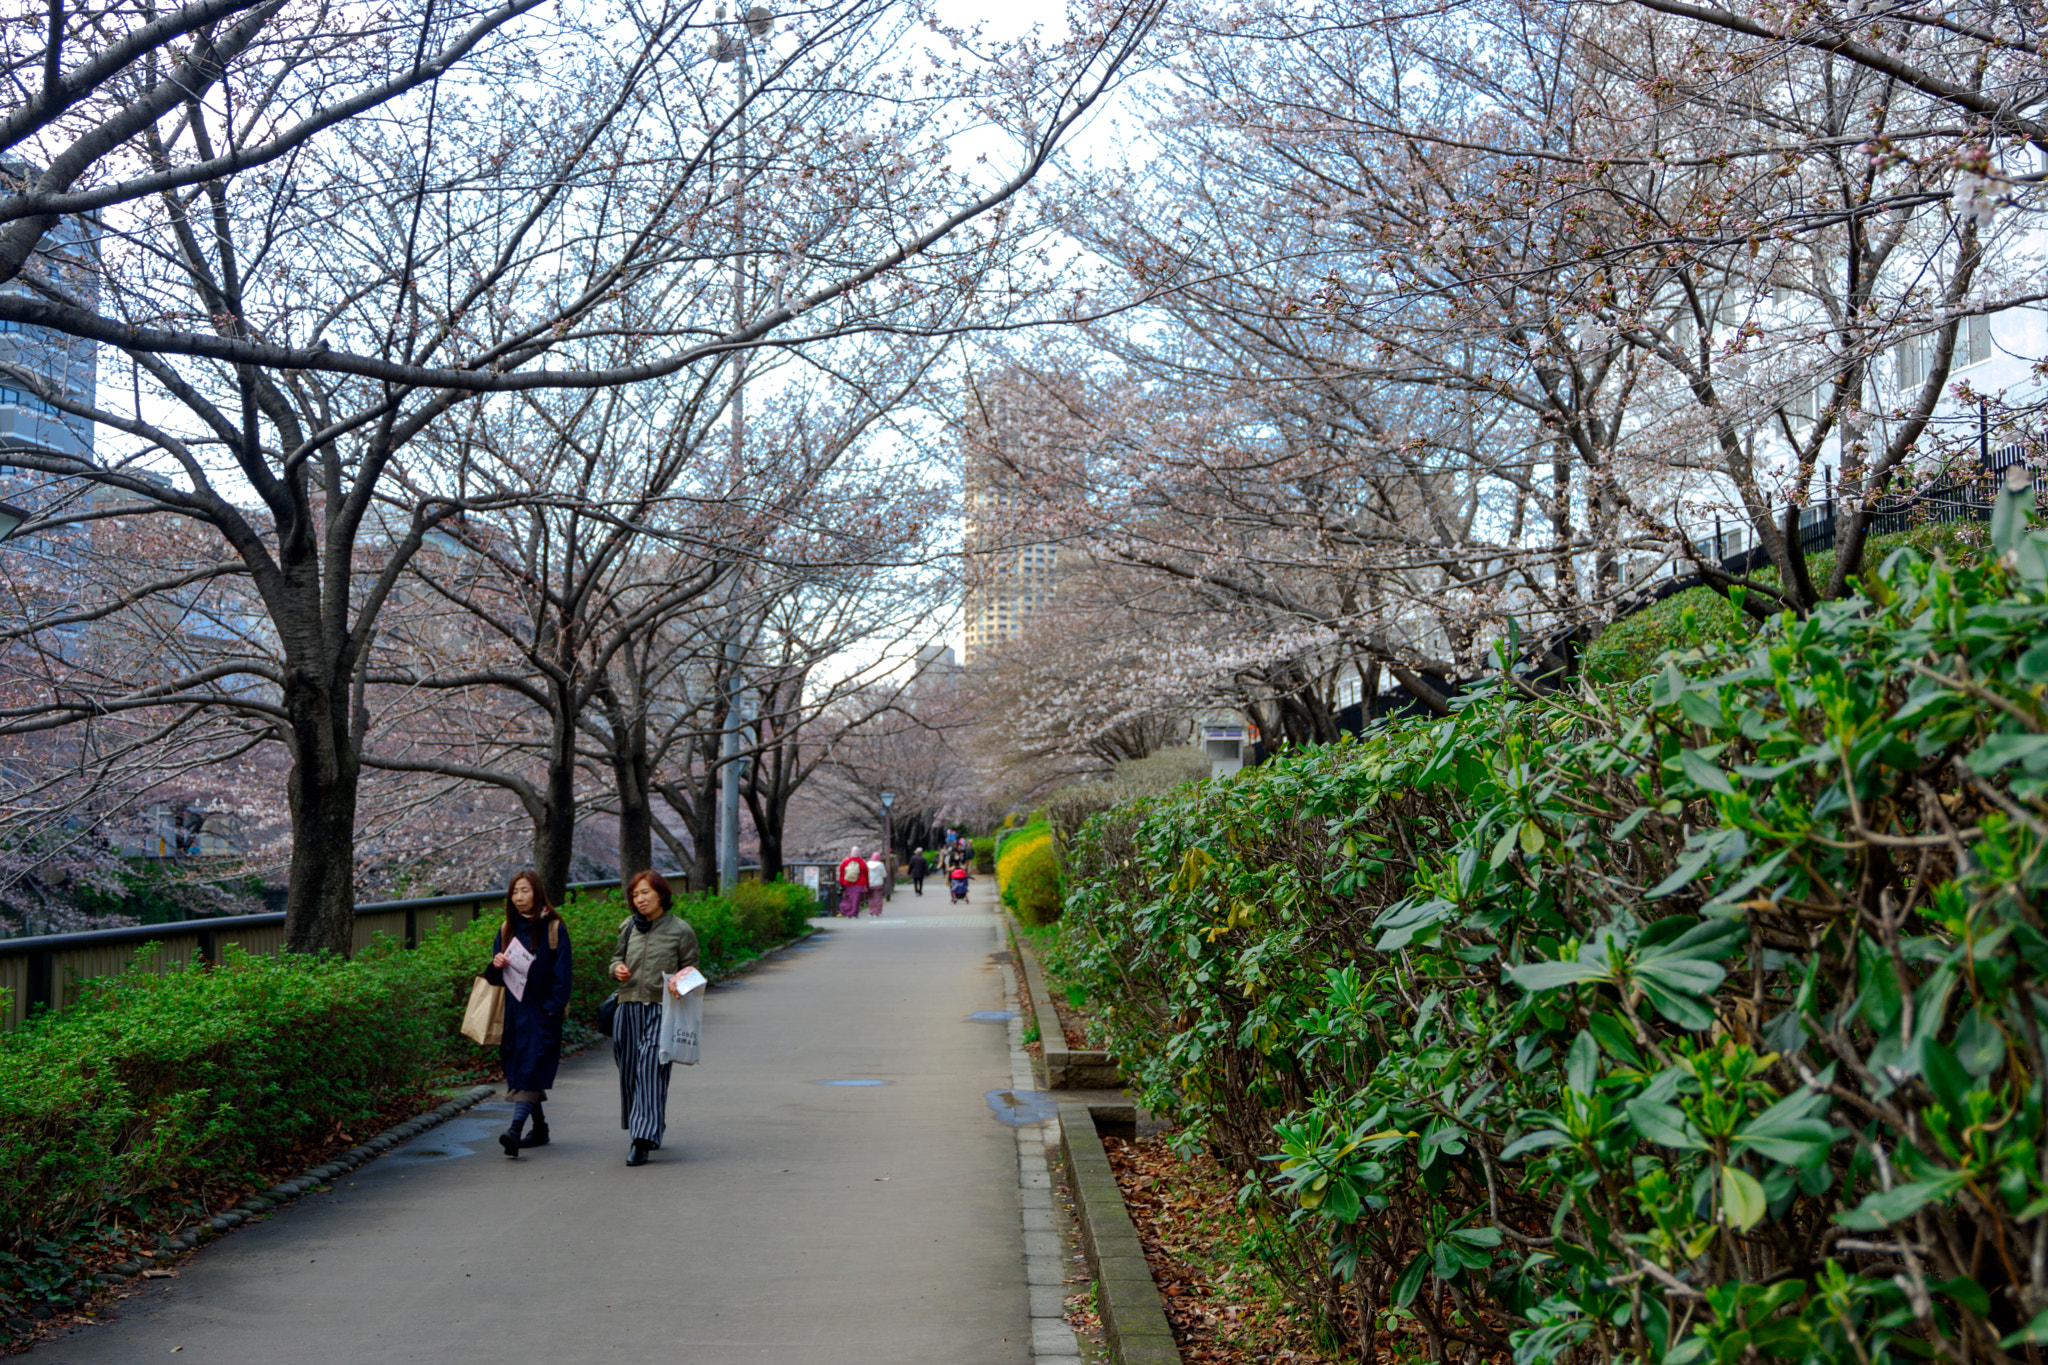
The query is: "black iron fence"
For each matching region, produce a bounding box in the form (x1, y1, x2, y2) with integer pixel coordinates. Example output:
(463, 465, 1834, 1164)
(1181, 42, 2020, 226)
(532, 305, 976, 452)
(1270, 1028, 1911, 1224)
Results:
(1351, 445, 2044, 724)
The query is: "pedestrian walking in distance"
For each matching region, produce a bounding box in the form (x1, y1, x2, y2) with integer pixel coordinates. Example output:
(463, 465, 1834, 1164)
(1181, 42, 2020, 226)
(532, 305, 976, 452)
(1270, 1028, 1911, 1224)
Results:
(909, 847, 929, 895)
(836, 847, 869, 918)
(609, 870, 701, 1167)
(485, 870, 572, 1158)
(865, 852, 886, 917)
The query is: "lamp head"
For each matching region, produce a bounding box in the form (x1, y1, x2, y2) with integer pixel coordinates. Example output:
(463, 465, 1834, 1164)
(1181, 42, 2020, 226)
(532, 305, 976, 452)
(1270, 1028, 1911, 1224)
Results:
(879, 791, 895, 810)
(0, 500, 30, 542)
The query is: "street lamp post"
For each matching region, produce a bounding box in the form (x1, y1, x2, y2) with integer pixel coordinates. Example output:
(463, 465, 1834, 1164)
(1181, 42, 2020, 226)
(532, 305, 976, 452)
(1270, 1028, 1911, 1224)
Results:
(712, 5, 772, 894)
(879, 792, 895, 901)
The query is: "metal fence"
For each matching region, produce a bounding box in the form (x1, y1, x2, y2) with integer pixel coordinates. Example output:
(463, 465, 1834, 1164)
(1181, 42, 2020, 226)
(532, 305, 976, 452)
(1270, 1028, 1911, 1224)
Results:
(0, 863, 869, 1031)
(0, 880, 636, 1032)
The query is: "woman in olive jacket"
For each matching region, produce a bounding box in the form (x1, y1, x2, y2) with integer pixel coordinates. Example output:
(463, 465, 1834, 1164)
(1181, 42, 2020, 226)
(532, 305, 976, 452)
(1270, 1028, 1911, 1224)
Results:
(609, 869, 700, 1167)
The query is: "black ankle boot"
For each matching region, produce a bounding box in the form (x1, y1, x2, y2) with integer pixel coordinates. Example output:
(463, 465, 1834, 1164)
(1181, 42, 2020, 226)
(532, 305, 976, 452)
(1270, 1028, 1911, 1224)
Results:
(625, 1140, 650, 1167)
(499, 1124, 523, 1158)
(519, 1122, 551, 1149)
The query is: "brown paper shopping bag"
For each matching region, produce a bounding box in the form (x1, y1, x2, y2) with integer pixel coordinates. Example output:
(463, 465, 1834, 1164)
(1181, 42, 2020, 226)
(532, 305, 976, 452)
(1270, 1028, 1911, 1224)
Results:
(460, 976, 505, 1045)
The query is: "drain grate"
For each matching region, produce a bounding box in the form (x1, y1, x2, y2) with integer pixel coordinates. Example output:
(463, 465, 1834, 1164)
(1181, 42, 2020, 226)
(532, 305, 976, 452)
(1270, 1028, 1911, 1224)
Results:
(966, 1010, 1015, 1023)
(811, 1078, 888, 1087)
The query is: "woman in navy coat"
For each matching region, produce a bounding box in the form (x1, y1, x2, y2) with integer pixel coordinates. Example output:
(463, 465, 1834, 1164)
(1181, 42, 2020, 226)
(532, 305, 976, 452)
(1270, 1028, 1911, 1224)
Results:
(483, 870, 573, 1157)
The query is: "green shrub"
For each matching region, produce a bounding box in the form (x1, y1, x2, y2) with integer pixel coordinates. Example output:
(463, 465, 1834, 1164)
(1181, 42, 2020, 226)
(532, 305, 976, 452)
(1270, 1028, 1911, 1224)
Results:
(730, 880, 817, 945)
(972, 835, 997, 874)
(997, 824, 1063, 927)
(1063, 507, 2048, 1363)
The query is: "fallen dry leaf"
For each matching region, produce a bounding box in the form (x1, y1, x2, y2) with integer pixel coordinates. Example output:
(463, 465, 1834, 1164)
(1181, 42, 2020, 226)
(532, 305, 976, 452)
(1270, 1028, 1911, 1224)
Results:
(1104, 1133, 1344, 1365)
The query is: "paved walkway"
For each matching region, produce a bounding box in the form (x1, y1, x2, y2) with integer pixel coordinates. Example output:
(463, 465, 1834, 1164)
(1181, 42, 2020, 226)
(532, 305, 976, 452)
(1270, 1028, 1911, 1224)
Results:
(33, 883, 1035, 1365)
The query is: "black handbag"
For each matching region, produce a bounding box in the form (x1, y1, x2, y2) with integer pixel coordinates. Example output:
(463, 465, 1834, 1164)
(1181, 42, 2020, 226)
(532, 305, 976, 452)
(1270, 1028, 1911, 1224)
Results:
(596, 992, 620, 1037)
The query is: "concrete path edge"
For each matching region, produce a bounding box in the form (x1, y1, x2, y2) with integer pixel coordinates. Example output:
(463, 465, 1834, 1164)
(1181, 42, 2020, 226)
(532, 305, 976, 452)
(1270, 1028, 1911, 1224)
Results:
(1007, 918, 1123, 1089)
(1057, 1100, 1180, 1365)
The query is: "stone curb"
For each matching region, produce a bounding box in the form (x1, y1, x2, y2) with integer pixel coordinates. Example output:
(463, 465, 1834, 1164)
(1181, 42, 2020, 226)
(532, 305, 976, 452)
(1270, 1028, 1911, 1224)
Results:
(1008, 917, 1124, 1090)
(1058, 1100, 1180, 1365)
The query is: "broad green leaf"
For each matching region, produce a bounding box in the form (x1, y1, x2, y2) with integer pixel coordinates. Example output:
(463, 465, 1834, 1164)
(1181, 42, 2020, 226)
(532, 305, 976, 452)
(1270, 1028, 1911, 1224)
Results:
(1933, 1276, 1991, 1318)
(1392, 1252, 1428, 1307)
(1967, 733, 2048, 778)
(1677, 748, 1736, 796)
(1721, 1165, 1767, 1231)
(1638, 975, 1719, 1031)
(1646, 847, 1714, 899)
(1730, 1087, 1836, 1167)
(1678, 690, 1724, 729)
(2000, 1307, 2048, 1349)
(1322, 1178, 1361, 1224)
(1635, 956, 1728, 995)
(1921, 1038, 1971, 1118)
(1505, 959, 1612, 992)
(1626, 1099, 1707, 1151)
(1566, 1030, 1599, 1095)
(1500, 1129, 1571, 1160)
(1834, 1170, 1971, 1230)
(1611, 805, 1653, 840)
(1586, 1012, 1643, 1067)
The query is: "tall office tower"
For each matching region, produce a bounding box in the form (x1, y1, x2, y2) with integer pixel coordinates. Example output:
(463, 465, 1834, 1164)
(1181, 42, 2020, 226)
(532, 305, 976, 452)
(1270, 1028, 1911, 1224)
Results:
(961, 381, 1062, 665)
(0, 162, 99, 465)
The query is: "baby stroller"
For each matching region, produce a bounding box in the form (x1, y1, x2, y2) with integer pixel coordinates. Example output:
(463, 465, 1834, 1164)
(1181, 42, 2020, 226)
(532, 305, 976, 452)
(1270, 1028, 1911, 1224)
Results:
(948, 866, 971, 902)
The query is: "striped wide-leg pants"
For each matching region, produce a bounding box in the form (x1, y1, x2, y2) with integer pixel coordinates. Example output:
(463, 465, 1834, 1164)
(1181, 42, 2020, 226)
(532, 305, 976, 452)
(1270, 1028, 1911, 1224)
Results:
(613, 1001, 673, 1146)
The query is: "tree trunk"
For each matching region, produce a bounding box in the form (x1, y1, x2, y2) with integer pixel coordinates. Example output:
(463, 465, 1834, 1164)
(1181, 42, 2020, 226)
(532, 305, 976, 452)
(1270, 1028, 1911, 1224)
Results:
(652, 774, 715, 890)
(603, 688, 654, 877)
(282, 678, 361, 955)
(532, 715, 578, 904)
(756, 821, 783, 885)
(742, 733, 796, 883)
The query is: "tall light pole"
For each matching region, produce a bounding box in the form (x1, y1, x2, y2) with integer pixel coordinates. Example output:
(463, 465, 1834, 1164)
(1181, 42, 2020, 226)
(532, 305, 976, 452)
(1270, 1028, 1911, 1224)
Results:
(879, 792, 895, 902)
(713, 4, 773, 893)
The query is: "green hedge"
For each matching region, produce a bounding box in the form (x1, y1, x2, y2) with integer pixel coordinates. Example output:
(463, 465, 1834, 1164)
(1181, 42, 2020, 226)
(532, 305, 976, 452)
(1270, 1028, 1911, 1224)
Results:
(1062, 507, 2048, 1363)
(997, 823, 1063, 927)
(972, 834, 997, 874)
(0, 882, 810, 1312)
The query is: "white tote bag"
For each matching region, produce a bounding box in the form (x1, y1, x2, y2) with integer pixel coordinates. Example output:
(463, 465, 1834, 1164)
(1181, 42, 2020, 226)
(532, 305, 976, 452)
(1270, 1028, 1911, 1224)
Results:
(658, 967, 707, 1066)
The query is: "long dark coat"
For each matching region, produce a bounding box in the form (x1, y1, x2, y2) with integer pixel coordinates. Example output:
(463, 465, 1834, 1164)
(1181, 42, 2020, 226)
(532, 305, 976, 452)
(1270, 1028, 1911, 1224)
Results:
(483, 915, 573, 1092)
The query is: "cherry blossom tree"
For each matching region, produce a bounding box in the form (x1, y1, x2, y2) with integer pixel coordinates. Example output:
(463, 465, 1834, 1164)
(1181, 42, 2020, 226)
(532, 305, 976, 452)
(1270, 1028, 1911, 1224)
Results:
(0, 0, 1164, 950)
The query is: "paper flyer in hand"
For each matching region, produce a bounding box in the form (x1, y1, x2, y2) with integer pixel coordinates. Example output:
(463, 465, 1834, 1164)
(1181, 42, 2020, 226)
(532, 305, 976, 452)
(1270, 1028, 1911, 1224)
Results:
(667, 965, 708, 997)
(502, 935, 536, 1001)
